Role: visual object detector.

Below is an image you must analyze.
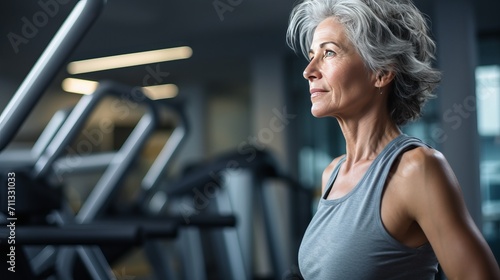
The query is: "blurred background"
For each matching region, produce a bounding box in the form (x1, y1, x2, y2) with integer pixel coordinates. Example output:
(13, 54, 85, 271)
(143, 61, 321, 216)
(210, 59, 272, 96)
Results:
(0, 0, 499, 279)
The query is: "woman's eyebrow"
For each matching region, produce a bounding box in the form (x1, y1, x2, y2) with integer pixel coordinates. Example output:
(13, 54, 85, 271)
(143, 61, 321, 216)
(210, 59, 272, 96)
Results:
(309, 41, 341, 54)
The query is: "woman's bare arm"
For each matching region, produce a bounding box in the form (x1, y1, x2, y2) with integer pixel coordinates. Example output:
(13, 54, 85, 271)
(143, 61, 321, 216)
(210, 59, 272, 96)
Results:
(401, 148, 500, 279)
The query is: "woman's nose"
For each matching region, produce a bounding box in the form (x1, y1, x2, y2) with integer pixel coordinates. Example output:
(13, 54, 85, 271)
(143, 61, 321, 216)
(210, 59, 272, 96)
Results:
(303, 59, 321, 81)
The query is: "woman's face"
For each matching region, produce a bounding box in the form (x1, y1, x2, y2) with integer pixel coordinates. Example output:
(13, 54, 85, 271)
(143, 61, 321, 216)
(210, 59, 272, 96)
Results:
(304, 17, 378, 119)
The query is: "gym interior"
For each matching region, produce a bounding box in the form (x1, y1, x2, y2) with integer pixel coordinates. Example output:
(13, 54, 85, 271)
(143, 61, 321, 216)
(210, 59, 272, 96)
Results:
(0, 0, 499, 279)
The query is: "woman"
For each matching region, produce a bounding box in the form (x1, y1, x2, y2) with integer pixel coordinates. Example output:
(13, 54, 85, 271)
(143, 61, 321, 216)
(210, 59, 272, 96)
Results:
(286, 0, 500, 279)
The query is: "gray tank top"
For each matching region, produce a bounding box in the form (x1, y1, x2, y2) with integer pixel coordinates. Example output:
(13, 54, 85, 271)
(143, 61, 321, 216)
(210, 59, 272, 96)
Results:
(298, 134, 438, 279)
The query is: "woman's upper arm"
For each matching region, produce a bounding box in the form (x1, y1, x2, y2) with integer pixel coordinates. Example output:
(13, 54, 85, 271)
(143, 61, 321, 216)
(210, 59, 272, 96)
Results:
(404, 148, 500, 279)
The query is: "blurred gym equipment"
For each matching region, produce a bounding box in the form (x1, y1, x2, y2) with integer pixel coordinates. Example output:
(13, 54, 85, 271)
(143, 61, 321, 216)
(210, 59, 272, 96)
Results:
(0, 0, 311, 279)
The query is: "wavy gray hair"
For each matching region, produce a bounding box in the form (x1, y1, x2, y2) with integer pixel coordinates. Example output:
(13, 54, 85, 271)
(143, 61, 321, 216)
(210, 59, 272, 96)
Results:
(286, 0, 441, 126)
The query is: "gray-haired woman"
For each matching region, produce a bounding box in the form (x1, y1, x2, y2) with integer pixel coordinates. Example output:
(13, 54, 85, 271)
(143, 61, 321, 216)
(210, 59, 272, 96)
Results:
(286, 0, 500, 279)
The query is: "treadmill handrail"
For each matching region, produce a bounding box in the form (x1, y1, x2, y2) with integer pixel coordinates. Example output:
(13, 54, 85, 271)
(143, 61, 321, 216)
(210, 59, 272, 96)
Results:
(0, 0, 106, 151)
(33, 80, 158, 179)
(141, 102, 190, 193)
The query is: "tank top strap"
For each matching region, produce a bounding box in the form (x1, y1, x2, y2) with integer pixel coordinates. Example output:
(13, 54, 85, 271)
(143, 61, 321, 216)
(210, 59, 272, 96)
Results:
(368, 134, 432, 208)
(322, 156, 346, 199)
(371, 134, 431, 185)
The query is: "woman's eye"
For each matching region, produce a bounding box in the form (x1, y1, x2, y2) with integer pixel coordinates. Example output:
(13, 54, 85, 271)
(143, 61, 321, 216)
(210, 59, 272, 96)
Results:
(324, 50, 335, 58)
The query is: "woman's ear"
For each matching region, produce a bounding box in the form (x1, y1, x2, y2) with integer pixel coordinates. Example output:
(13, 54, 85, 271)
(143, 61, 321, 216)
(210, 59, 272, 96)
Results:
(374, 69, 395, 88)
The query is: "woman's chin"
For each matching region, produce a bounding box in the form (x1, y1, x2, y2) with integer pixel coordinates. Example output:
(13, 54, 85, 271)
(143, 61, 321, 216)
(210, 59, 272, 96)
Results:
(310, 108, 327, 118)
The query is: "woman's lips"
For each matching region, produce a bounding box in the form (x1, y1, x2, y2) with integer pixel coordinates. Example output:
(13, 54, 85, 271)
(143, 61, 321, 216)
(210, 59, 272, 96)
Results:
(310, 88, 327, 98)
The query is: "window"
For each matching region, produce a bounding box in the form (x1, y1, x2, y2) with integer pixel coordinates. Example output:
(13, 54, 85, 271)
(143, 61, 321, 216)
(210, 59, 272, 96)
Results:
(476, 35, 500, 261)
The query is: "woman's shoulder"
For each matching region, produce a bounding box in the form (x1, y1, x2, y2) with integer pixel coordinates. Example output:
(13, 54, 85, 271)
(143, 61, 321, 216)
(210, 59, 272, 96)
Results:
(323, 154, 345, 177)
(389, 145, 459, 204)
(397, 145, 449, 177)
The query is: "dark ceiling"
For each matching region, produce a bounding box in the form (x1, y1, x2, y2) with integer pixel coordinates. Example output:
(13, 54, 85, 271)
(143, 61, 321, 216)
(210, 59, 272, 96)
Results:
(1, 0, 499, 101)
(0, 0, 297, 96)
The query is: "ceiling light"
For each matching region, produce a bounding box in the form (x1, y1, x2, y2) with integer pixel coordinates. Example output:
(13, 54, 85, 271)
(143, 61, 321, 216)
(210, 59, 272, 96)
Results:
(62, 78, 178, 100)
(143, 84, 178, 100)
(67, 46, 192, 74)
(62, 78, 98, 95)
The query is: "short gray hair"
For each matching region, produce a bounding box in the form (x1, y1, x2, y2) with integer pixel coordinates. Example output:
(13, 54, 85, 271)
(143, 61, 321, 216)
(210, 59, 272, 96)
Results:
(286, 0, 441, 126)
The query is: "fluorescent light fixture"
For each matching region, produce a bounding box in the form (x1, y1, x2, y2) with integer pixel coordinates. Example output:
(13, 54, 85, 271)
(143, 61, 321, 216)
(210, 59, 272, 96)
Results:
(67, 46, 192, 74)
(143, 84, 178, 100)
(62, 78, 98, 95)
(62, 78, 178, 100)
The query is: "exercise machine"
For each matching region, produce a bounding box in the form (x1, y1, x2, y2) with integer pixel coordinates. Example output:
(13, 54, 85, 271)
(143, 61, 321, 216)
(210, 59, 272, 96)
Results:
(0, 0, 311, 279)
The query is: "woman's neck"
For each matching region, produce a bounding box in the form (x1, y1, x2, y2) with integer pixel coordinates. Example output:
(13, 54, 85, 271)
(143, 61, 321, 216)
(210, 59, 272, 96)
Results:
(337, 112, 401, 168)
